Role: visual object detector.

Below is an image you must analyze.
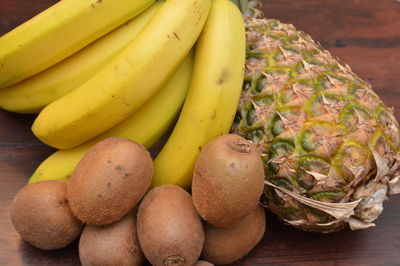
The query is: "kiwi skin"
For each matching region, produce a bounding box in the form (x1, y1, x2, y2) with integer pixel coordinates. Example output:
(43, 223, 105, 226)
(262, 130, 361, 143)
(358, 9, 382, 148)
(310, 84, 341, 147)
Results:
(194, 260, 214, 266)
(68, 137, 153, 226)
(10, 180, 82, 250)
(202, 205, 266, 265)
(79, 211, 143, 266)
(192, 134, 265, 228)
(137, 185, 204, 266)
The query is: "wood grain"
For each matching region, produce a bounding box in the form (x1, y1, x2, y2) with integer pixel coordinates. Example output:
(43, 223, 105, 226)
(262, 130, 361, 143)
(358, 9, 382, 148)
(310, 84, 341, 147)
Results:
(1, 0, 400, 265)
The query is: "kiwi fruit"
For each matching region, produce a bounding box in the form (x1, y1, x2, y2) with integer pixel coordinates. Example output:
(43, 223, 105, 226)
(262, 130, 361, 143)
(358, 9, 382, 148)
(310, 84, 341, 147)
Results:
(68, 137, 153, 225)
(192, 134, 265, 227)
(201, 205, 266, 265)
(10, 180, 82, 250)
(137, 185, 204, 266)
(79, 211, 143, 266)
(194, 260, 214, 266)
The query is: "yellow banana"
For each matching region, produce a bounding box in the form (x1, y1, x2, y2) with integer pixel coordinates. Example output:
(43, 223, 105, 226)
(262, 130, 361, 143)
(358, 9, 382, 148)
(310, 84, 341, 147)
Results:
(151, 0, 246, 189)
(0, 0, 154, 89)
(0, 2, 163, 114)
(32, 0, 211, 149)
(29, 52, 194, 183)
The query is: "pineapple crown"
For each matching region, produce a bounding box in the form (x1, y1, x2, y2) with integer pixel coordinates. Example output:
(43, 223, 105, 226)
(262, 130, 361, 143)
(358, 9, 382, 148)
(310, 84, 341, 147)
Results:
(229, 0, 263, 18)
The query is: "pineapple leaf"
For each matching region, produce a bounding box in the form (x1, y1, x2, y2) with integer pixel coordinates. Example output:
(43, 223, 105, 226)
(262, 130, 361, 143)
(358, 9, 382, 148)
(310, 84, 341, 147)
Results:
(230, 0, 263, 18)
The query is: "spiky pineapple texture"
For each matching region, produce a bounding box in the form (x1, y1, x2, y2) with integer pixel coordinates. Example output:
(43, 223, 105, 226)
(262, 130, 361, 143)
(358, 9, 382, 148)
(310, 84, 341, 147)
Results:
(231, 18, 400, 232)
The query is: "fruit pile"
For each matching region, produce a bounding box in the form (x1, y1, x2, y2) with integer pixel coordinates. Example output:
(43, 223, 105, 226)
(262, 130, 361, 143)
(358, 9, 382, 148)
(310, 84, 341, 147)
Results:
(11, 136, 266, 265)
(2, 0, 400, 262)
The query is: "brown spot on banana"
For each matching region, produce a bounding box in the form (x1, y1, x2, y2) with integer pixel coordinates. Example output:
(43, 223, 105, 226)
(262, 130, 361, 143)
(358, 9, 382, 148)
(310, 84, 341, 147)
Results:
(217, 69, 229, 85)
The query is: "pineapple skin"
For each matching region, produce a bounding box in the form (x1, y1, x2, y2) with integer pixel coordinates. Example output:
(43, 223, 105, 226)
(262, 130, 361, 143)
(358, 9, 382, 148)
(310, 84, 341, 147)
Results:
(232, 18, 400, 232)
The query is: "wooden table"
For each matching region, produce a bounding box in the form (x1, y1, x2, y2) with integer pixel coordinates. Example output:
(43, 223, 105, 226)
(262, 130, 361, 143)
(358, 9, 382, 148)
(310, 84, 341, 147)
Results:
(1, 0, 400, 265)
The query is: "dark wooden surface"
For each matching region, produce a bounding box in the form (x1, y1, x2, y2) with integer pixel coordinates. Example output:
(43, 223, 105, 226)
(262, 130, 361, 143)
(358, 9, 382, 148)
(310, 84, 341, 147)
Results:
(1, 0, 400, 265)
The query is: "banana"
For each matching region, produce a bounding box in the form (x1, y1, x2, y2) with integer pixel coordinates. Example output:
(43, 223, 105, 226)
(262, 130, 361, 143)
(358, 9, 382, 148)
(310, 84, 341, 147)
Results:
(32, 0, 211, 149)
(0, 2, 163, 114)
(0, 0, 154, 89)
(29, 52, 194, 183)
(151, 0, 246, 189)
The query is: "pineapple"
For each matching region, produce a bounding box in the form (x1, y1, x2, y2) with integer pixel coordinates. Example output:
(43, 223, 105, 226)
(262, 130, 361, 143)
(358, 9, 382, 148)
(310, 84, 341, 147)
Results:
(230, 0, 400, 232)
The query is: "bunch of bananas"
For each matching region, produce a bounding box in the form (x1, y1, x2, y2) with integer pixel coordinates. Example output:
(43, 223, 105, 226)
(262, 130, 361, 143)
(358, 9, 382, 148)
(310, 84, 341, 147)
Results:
(0, 0, 246, 189)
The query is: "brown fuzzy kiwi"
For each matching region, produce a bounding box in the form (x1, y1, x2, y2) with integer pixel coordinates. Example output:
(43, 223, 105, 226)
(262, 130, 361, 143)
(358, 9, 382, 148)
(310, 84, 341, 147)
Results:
(202, 205, 266, 265)
(137, 185, 204, 266)
(68, 137, 153, 226)
(10, 180, 82, 250)
(79, 211, 144, 266)
(192, 134, 265, 227)
(194, 260, 214, 266)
